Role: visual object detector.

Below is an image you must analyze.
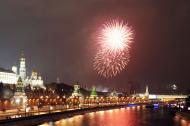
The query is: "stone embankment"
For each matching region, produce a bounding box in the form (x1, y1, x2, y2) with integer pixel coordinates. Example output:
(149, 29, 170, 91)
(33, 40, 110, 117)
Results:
(0, 104, 133, 126)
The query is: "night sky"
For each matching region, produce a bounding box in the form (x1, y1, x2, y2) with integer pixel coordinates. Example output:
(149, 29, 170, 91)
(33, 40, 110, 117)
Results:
(0, 0, 190, 93)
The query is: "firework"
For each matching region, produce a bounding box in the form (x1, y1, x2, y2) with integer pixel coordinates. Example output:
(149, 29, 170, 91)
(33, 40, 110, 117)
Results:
(93, 19, 134, 78)
(98, 19, 133, 53)
(93, 50, 130, 78)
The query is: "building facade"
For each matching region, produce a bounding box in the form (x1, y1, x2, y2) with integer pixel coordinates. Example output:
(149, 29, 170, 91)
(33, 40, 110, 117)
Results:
(25, 70, 44, 89)
(71, 83, 83, 98)
(0, 52, 44, 89)
(0, 68, 17, 84)
(133, 85, 187, 102)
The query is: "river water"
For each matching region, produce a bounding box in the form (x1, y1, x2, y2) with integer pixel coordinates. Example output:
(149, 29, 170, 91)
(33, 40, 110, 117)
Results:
(39, 105, 190, 126)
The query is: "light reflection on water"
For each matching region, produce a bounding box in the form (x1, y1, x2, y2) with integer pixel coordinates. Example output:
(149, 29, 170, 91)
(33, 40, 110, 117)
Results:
(39, 106, 190, 126)
(174, 116, 190, 126)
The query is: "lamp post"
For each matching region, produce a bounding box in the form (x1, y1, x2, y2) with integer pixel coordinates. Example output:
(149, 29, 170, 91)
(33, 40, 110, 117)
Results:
(25, 107, 26, 117)
(49, 106, 53, 114)
(25, 107, 27, 117)
(25, 107, 30, 117)
(37, 102, 40, 115)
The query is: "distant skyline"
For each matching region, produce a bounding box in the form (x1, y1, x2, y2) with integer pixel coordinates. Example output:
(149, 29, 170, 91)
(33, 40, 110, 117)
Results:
(0, 0, 190, 92)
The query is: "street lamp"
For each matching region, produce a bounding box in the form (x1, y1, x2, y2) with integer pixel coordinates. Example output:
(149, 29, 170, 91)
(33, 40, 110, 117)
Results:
(16, 98, 20, 105)
(25, 107, 30, 117)
(37, 102, 41, 115)
(49, 106, 53, 114)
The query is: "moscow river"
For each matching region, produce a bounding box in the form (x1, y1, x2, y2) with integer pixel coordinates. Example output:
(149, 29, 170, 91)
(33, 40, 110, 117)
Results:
(39, 105, 190, 126)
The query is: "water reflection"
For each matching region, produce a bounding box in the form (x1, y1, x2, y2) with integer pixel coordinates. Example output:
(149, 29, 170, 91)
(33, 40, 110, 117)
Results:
(39, 106, 190, 126)
(174, 116, 190, 126)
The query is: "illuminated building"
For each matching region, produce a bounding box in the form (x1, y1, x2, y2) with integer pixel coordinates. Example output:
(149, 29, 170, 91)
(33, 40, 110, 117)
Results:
(11, 77, 27, 108)
(71, 82, 83, 97)
(70, 82, 83, 105)
(90, 86, 98, 98)
(133, 85, 187, 101)
(25, 69, 44, 89)
(109, 90, 118, 98)
(0, 67, 17, 84)
(145, 85, 149, 97)
(19, 52, 44, 89)
(0, 52, 44, 89)
(19, 52, 26, 80)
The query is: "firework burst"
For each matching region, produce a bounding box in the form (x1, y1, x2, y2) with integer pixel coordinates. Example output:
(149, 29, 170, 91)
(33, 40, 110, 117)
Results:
(93, 19, 134, 78)
(98, 20, 133, 53)
(93, 50, 130, 78)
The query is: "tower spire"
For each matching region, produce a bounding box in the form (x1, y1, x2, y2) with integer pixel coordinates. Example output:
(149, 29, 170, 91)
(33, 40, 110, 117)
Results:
(19, 51, 26, 80)
(145, 85, 149, 97)
(21, 50, 24, 58)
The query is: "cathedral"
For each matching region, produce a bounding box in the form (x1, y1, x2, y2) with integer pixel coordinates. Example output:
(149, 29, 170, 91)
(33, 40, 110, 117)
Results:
(0, 52, 45, 89)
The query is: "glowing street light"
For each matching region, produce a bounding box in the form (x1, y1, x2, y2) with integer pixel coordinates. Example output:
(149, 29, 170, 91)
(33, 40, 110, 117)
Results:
(16, 98, 20, 104)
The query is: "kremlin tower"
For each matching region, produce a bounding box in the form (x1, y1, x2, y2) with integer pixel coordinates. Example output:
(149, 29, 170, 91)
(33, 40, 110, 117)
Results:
(19, 52, 26, 80)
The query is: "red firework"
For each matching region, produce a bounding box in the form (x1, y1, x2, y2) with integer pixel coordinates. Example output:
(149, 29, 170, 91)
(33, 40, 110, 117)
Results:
(93, 19, 134, 78)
